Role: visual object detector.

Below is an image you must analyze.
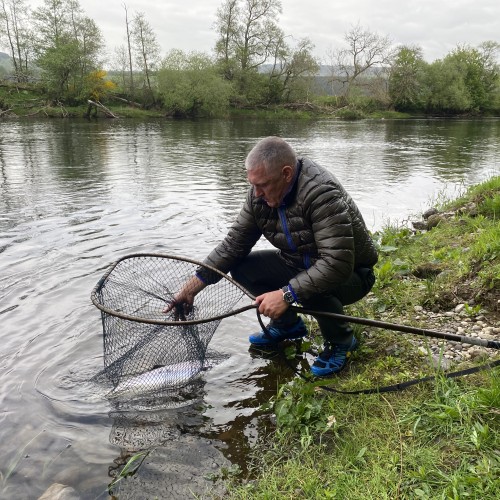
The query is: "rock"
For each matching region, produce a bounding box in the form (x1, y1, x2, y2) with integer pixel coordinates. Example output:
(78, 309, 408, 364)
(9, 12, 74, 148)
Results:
(412, 220, 428, 230)
(38, 483, 80, 500)
(457, 202, 478, 217)
(426, 213, 445, 229)
(423, 207, 439, 220)
(454, 304, 465, 314)
(413, 263, 444, 279)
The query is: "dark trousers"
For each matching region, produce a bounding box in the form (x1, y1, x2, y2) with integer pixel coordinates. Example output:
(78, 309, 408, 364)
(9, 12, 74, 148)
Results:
(231, 250, 375, 346)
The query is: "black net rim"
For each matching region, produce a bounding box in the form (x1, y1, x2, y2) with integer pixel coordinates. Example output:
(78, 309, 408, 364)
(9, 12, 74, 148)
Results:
(90, 252, 255, 326)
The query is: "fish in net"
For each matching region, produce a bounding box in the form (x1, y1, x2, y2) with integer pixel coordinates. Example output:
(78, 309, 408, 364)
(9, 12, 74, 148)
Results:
(90, 253, 251, 400)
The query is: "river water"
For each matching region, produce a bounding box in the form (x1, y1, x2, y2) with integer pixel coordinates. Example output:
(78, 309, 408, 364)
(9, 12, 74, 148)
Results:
(0, 117, 499, 498)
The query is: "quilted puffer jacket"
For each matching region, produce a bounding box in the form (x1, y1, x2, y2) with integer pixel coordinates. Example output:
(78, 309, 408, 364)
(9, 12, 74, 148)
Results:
(203, 157, 378, 301)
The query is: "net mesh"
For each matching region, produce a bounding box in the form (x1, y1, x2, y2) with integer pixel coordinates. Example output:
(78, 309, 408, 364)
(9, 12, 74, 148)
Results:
(91, 254, 248, 399)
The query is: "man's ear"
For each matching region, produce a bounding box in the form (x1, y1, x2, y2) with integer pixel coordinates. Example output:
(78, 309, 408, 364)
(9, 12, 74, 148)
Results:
(282, 165, 293, 182)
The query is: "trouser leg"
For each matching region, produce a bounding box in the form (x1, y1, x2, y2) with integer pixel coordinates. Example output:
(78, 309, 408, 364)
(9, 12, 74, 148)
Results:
(303, 267, 375, 345)
(230, 250, 299, 327)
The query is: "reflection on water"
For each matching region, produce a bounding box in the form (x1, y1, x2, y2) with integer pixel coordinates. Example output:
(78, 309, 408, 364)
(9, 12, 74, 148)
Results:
(0, 117, 498, 497)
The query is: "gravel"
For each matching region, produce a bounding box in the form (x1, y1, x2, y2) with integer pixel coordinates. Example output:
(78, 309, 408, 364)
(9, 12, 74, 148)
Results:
(378, 303, 500, 369)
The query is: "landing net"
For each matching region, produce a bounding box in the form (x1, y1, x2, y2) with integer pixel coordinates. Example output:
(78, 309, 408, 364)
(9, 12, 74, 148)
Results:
(91, 253, 249, 399)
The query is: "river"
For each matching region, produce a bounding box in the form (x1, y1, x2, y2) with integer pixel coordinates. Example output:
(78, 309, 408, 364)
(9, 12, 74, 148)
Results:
(0, 117, 498, 499)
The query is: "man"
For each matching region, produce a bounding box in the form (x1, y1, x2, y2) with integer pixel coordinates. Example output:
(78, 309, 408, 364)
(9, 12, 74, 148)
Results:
(166, 136, 377, 376)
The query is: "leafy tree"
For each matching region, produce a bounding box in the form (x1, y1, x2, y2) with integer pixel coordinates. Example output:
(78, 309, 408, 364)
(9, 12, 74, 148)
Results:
(424, 42, 499, 114)
(158, 50, 233, 117)
(130, 11, 160, 105)
(0, 0, 32, 82)
(389, 45, 428, 111)
(32, 0, 104, 102)
(424, 58, 472, 114)
(447, 42, 499, 112)
(328, 23, 393, 103)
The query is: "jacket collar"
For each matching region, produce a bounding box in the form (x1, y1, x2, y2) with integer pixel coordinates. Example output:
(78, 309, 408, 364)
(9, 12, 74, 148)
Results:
(281, 159, 302, 207)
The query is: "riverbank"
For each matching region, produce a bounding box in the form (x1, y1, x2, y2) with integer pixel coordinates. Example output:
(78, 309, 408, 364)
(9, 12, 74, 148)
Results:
(0, 83, 414, 121)
(224, 177, 500, 499)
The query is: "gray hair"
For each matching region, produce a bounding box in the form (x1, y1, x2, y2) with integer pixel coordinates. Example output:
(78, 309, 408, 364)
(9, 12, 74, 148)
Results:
(245, 136, 297, 175)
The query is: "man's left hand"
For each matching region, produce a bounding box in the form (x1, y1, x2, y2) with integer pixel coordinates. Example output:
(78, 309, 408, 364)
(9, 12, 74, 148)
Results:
(254, 290, 289, 319)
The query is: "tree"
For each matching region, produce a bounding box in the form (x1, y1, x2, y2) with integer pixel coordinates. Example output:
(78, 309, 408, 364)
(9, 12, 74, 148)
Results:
(214, 0, 239, 80)
(214, 0, 285, 101)
(0, 0, 32, 81)
(389, 45, 428, 111)
(32, 0, 104, 101)
(158, 50, 233, 117)
(130, 11, 160, 105)
(424, 59, 471, 114)
(265, 37, 319, 103)
(122, 3, 134, 97)
(328, 23, 393, 103)
(424, 42, 500, 114)
(447, 42, 499, 112)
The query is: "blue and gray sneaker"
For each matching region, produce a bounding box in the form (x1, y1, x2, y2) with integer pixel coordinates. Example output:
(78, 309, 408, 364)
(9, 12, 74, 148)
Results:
(310, 337, 358, 376)
(249, 318, 308, 346)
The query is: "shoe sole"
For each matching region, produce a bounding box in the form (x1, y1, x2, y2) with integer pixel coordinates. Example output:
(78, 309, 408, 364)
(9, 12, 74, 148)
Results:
(248, 334, 306, 346)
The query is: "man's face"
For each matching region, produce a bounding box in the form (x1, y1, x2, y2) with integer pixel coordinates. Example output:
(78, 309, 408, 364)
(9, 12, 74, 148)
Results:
(247, 164, 291, 208)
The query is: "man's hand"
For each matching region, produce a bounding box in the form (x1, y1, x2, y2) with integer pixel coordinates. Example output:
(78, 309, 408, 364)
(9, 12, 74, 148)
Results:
(163, 276, 206, 320)
(254, 290, 289, 320)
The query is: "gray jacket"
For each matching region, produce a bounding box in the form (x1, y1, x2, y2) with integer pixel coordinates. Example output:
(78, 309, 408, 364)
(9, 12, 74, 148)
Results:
(203, 157, 378, 301)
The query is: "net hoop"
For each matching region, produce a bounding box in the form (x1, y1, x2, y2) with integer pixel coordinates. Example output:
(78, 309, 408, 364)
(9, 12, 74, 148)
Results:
(90, 252, 255, 326)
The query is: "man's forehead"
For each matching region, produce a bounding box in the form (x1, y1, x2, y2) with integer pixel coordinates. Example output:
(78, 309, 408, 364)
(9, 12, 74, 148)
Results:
(247, 164, 269, 181)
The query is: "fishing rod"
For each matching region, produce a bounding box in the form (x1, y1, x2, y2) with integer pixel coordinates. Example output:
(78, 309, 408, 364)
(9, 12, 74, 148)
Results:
(288, 306, 500, 350)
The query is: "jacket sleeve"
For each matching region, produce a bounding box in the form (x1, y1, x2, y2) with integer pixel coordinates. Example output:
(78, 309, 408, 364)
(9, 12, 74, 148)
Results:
(199, 189, 261, 283)
(289, 185, 355, 301)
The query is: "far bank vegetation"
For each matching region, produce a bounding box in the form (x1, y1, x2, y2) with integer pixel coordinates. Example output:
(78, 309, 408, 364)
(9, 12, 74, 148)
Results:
(0, 0, 499, 119)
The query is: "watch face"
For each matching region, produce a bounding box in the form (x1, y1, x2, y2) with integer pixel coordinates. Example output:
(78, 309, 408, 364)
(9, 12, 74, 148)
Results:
(283, 290, 294, 303)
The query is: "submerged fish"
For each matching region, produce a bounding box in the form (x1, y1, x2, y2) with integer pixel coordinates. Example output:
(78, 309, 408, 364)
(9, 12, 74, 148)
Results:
(109, 361, 203, 399)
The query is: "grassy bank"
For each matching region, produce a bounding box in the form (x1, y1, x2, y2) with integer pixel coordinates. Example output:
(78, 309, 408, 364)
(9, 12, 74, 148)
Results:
(0, 83, 413, 120)
(225, 177, 500, 499)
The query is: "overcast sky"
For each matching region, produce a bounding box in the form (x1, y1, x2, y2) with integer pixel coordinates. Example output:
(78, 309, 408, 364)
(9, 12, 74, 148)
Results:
(5, 0, 500, 64)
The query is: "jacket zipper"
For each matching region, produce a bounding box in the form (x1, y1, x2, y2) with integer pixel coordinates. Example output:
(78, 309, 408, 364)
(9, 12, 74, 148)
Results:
(278, 207, 297, 252)
(278, 207, 312, 270)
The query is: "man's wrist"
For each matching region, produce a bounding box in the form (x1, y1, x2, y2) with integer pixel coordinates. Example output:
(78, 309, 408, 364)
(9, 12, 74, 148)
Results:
(281, 285, 295, 304)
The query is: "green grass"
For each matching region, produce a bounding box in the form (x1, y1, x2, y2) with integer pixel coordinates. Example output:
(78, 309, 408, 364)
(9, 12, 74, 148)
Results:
(225, 177, 500, 499)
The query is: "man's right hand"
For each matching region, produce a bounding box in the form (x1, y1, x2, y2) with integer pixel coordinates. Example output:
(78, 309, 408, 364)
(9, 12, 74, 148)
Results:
(163, 275, 206, 319)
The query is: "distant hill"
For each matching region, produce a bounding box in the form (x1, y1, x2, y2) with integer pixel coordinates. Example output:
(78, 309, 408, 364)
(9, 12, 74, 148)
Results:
(0, 51, 13, 70)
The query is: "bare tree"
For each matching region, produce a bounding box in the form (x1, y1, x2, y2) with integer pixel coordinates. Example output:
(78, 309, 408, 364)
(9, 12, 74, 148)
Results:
(0, 0, 32, 81)
(122, 3, 134, 97)
(131, 11, 160, 104)
(214, 0, 240, 80)
(328, 23, 393, 102)
(267, 37, 319, 102)
(214, 0, 284, 73)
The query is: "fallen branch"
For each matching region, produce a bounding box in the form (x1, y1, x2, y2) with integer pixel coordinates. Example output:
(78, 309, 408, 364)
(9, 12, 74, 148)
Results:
(109, 95, 142, 108)
(86, 99, 118, 118)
